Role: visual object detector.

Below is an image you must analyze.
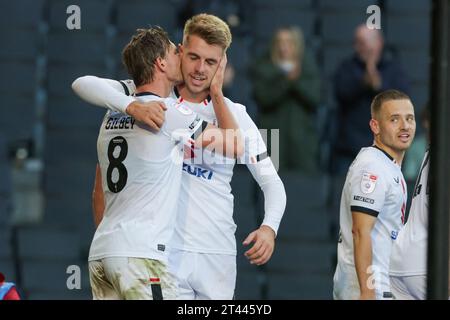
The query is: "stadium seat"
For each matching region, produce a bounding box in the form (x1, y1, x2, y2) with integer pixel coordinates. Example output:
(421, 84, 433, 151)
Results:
(0, 259, 16, 284)
(20, 259, 90, 294)
(0, 95, 36, 143)
(47, 64, 108, 97)
(44, 163, 96, 196)
(321, 45, 353, 80)
(47, 96, 106, 130)
(276, 207, 330, 241)
(409, 84, 429, 114)
(320, 12, 366, 45)
(0, 30, 40, 61)
(227, 36, 251, 70)
(234, 203, 259, 240)
(0, 62, 37, 94)
(234, 270, 264, 299)
(0, 0, 45, 29)
(266, 240, 335, 274)
(266, 272, 333, 299)
(318, 0, 375, 11)
(45, 194, 94, 226)
(385, 15, 430, 49)
(253, 9, 316, 43)
(385, 0, 431, 13)
(116, 1, 177, 34)
(48, 0, 113, 32)
(280, 172, 329, 211)
(0, 195, 12, 226)
(47, 33, 108, 64)
(225, 74, 254, 116)
(26, 288, 92, 300)
(17, 226, 81, 260)
(44, 130, 98, 164)
(0, 135, 12, 195)
(254, 0, 312, 8)
(231, 166, 256, 207)
(0, 228, 12, 259)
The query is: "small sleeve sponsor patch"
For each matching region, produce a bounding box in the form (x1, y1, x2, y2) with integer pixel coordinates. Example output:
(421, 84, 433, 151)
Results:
(353, 195, 375, 204)
(360, 172, 378, 194)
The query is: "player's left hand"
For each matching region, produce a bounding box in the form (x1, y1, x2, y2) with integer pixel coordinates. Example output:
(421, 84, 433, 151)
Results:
(210, 54, 227, 96)
(243, 225, 276, 266)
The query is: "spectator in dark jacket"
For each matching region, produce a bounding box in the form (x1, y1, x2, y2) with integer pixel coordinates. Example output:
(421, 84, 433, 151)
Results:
(332, 24, 409, 174)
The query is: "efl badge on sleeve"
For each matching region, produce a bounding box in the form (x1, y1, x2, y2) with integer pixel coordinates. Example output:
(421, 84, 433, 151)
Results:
(361, 172, 377, 194)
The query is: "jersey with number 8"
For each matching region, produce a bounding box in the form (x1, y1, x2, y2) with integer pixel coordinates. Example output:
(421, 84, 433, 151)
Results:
(88, 94, 206, 263)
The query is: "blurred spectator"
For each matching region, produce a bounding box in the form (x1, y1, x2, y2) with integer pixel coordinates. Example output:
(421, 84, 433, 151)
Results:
(332, 24, 409, 174)
(0, 272, 20, 300)
(251, 27, 321, 172)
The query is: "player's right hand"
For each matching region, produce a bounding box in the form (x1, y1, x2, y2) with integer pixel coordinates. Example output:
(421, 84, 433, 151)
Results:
(126, 100, 167, 131)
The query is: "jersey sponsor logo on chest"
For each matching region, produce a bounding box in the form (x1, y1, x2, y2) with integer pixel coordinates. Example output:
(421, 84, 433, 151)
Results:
(105, 116, 135, 130)
(182, 163, 213, 180)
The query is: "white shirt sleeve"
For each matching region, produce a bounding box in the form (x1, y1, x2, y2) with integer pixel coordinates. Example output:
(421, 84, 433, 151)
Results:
(233, 104, 286, 235)
(247, 158, 286, 235)
(71, 76, 136, 114)
(349, 162, 387, 217)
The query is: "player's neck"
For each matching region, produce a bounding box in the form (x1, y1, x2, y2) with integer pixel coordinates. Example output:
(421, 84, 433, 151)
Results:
(177, 84, 208, 103)
(373, 140, 405, 165)
(136, 76, 173, 98)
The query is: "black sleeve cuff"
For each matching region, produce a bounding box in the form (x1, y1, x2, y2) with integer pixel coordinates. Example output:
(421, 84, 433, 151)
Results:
(351, 206, 379, 218)
(119, 80, 130, 96)
(256, 151, 269, 162)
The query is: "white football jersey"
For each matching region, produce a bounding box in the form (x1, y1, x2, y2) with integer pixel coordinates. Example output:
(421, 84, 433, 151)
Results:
(89, 93, 206, 263)
(169, 91, 267, 255)
(390, 149, 429, 276)
(333, 146, 407, 299)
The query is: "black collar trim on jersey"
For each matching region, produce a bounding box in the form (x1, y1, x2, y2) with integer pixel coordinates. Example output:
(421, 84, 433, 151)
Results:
(174, 86, 180, 98)
(371, 145, 394, 161)
(135, 91, 161, 98)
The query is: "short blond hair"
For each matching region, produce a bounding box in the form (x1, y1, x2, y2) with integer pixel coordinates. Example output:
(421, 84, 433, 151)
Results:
(183, 13, 232, 51)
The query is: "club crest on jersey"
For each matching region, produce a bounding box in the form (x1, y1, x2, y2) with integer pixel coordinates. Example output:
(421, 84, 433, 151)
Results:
(361, 172, 377, 194)
(175, 102, 193, 115)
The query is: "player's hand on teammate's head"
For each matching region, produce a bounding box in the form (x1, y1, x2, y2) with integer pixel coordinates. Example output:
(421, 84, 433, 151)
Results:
(210, 53, 228, 95)
(242, 225, 276, 266)
(126, 100, 167, 131)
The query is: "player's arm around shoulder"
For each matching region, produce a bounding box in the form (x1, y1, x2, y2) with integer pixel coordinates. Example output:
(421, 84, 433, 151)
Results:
(71, 76, 166, 131)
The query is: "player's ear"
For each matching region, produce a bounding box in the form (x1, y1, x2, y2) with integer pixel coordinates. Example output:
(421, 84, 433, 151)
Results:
(178, 44, 184, 55)
(156, 56, 166, 72)
(370, 118, 380, 135)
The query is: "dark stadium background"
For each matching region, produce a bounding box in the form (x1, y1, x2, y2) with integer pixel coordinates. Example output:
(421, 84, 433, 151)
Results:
(0, 0, 447, 300)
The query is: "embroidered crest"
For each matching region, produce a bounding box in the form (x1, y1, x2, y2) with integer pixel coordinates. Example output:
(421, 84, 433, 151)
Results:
(361, 172, 378, 194)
